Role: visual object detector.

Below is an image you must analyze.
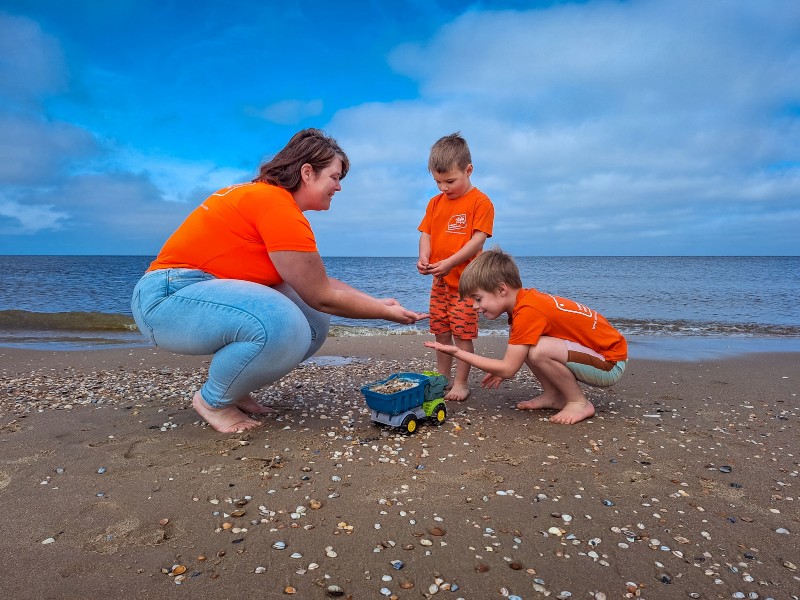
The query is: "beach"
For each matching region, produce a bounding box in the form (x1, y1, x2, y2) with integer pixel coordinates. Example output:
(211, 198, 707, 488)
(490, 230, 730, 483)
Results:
(1, 336, 798, 600)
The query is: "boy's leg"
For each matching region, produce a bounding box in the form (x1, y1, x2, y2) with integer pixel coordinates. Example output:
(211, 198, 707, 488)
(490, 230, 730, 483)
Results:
(429, 278, 454, 382)
(446, 336, 473, 401)
(515, 337, 595, 425)
(444, 291, 479, 401)
(435, 332, 455, 381)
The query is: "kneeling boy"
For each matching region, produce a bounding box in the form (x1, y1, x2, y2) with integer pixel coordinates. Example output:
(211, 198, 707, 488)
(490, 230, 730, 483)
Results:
(424, 248, 627, 425)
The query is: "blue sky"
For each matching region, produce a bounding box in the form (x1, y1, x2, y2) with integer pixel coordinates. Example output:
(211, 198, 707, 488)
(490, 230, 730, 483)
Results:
(1, 0, 798, 256)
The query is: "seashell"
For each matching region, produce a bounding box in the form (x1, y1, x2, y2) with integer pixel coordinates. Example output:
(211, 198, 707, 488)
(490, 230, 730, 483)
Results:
(429, 526, 446, 536)
(272, 541, 286, 549)
(254, 566, 266, 574)
(475, 563, 490, 572)
(170, 565, 187, 575)
(399, 580, 414, 589)
(428, 584, 439, 594)
(309, 499, 323, 509)
(390, 560, 404, 570)
(326, 585, 344, 597)
(284, 586, 296, 594)
(419, 539, 433, 546)
(159, 518, 169, 526)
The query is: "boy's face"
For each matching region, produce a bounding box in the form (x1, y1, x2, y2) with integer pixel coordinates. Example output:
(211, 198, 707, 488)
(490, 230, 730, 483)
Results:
(433, 164, 473, 200)
(468, 286, 511, 320)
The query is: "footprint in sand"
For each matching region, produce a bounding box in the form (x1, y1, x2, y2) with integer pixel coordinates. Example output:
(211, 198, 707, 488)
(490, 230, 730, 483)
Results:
(0, 471, 10, 491)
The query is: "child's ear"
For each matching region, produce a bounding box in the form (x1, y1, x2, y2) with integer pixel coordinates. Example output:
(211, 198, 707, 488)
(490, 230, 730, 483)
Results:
(498, 282, 508, 296)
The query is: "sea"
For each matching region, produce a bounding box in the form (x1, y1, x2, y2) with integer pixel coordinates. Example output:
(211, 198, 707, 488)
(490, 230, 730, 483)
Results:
(0, 256, 799, 360)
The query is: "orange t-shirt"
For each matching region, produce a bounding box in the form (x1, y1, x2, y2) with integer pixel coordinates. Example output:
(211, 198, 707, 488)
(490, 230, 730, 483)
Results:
(508, 289, 628, 362)
(148, 182, 317, 285)
(418, 187, 494, 289)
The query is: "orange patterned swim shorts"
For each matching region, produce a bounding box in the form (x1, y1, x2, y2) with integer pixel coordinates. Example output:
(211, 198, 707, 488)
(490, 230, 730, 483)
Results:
(429, 277, 478, 339)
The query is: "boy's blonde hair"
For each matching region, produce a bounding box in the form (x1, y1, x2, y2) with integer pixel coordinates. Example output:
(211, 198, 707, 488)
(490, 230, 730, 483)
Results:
(428, 132, 472, 173)
(459, 247, 523, 299)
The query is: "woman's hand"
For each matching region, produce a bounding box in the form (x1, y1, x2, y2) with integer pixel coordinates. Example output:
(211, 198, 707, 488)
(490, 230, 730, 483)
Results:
(387, 305, 428, 324)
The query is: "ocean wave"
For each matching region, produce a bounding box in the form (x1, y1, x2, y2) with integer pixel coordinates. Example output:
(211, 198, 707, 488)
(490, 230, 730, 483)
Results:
(0, 310, 138, 332)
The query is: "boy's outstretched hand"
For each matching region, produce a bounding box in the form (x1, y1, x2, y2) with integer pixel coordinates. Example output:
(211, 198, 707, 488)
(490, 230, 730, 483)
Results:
(481, 373, 504, 389)
(424, 340, 457, 355)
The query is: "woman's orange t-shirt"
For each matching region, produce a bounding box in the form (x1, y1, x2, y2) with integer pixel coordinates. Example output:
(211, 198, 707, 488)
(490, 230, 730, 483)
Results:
(148, 182, 317, 285)
(508, 289, 628, 362)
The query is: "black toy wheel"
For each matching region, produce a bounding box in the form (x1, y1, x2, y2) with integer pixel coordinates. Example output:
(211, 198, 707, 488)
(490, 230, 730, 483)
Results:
(433, 404, 447, 425)
(400, 414, 418, 435)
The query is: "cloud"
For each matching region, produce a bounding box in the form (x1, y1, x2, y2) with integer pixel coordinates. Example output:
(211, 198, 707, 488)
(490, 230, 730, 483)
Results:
(320, 0, 800, 255)
(0, 198, 68, 234)
(1, 1, 798, 256)
(0, 12, 67, 103)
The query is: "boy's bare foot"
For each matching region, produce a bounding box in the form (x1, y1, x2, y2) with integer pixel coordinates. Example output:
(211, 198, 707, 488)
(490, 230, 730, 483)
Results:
(192, 391, 262, 433)
(516, 394, 594, 424)
(444, 383, 470, 402)
(549, 400, 595, 425)
(236, 394, 278, 415)
(515, 395, 564, 411)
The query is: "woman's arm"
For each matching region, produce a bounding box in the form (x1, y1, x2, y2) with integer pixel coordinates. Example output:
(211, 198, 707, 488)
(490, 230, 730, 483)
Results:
(270, 251, 425, 324)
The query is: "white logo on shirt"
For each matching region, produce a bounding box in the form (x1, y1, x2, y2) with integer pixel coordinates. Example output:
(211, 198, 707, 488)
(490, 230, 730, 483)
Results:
(549, 294, 594, 318)
(448, 214, 467, 232)
(212, 182, 253, 197)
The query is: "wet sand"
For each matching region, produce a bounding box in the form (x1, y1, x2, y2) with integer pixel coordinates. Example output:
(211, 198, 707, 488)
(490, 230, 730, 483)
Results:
(1, 336, 798, 599)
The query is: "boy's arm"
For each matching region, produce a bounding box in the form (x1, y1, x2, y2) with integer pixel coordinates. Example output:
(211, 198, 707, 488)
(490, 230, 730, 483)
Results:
(424, 340, 529, 379)
(417, 232, 432, 274)
(427, 231, 488, 278)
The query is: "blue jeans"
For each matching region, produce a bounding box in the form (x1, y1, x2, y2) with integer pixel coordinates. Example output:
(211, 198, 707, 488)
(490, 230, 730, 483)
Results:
(131, 269, 329, 408)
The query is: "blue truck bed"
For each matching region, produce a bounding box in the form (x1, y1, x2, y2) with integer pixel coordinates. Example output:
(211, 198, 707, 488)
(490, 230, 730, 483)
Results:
(361, 372, 429, 415)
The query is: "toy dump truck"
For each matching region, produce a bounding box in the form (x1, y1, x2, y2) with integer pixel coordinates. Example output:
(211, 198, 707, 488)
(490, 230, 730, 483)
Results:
(361, 371, 448, 434)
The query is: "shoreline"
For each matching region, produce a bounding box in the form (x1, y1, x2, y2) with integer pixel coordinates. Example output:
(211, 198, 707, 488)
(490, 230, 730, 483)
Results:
(1, 337, 798, 599)
(2, 330, 800, 361)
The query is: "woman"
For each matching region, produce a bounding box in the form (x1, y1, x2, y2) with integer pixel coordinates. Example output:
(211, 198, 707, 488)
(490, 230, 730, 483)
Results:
(131, 129, 426, 433)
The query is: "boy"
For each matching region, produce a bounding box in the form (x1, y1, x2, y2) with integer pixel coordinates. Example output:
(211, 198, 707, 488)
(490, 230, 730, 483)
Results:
(424, 248, 627, 424)
(417, 133, 495, 402)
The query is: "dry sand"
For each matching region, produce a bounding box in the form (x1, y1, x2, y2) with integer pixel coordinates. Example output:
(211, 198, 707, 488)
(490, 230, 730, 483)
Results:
(0, 336, 798, 600)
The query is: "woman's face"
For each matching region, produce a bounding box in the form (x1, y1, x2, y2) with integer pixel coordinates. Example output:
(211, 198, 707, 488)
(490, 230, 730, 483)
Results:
(296, 157, 343, 211)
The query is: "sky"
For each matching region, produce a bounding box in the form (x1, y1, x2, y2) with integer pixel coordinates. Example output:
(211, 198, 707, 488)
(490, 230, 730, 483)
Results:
(0, 0, 798, 257)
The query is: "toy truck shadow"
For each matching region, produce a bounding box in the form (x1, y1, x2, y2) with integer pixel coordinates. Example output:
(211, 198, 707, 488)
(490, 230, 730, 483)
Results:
(361, 371, 448, 435)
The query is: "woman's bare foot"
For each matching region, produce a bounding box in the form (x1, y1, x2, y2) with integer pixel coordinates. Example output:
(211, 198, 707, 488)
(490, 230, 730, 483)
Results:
(236, 394, 277, 415)
(192, 392, 262, 433)
(444, 383, 470, 402)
